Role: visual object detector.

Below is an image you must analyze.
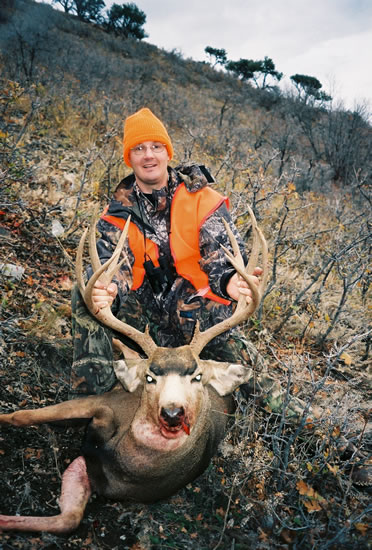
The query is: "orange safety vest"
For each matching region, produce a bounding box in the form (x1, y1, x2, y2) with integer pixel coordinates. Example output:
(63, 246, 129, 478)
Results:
(101, 183, 231, 305)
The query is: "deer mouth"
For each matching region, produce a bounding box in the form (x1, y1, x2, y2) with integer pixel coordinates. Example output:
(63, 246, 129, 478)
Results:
(159, 407, 191, 438)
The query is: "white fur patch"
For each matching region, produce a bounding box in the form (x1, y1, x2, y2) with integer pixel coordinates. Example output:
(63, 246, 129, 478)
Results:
(113, 360, 142, 392)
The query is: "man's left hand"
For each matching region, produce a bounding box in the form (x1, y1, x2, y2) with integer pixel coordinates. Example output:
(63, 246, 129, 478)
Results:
(226, 267, 263, 304)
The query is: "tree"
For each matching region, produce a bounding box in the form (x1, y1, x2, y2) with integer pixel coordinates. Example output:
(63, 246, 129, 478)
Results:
(226, 56, 282, 89)
(52, 0, 74, 13)
(53, 0, 104, 20)
(226, 58, 261, 81)
(257, 56, 283, 89)
(106, 2, 147, 39)
(204, 46, 227, 67)
(321, 102, 371, 187)
(73, 0, 105, 22)
(290, 74, 331, 104)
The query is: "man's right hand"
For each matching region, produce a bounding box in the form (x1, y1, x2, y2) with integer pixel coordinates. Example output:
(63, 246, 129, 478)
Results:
(92, 280, 118, 312)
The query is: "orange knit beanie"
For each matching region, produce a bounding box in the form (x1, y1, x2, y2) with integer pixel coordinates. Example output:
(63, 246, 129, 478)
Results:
(123, 107, 174, 167)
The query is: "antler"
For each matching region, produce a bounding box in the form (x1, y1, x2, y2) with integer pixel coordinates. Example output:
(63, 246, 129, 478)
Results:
(190, 205, 268, 356)
(76, 211, 158, 358)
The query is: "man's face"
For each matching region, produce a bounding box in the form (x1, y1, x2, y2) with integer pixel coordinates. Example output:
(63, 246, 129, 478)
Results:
(129, 141, 169, 192)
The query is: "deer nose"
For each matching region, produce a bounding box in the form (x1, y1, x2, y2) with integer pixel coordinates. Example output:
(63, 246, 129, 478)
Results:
(160, 407, 185, 427)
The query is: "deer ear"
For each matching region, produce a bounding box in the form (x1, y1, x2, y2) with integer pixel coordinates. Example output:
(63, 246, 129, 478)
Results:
(203, 361, 252, 396)
(113, 359, 147, 392)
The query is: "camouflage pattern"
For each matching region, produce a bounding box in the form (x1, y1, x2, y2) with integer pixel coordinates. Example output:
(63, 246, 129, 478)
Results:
(70, 164, 307, 418)
(95, 164, 245, 306)
(71, 285, 118, 395)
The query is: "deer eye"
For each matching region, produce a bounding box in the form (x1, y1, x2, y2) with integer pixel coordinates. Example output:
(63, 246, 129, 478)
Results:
(192, 374, 202, 382)
(146, 374, 156, 384)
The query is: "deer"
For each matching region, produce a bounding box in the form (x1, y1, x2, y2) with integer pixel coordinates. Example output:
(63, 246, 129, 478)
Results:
(0, 206, 268, 534)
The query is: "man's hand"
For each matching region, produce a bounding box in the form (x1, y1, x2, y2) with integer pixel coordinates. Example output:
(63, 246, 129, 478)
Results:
(226, 267, 263, 304)
(92, 280, 118, 313)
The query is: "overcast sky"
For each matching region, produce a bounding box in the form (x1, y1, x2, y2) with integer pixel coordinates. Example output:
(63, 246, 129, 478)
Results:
(41, 0, 372, 111)
(133, 0, 372, 111)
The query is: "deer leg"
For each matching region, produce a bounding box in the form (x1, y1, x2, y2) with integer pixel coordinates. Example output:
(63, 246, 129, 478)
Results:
(0, 456, 91, 533)
(0, 396, 110, 427)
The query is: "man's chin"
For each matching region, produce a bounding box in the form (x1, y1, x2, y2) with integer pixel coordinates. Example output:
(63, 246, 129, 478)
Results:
(136, 174, 167, 191)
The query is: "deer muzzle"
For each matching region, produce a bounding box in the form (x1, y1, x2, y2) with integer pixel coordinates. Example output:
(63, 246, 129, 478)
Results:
(160, 406, 190, 435)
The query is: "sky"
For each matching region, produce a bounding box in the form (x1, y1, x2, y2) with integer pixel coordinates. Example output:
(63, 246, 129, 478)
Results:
(132, 0, 372, 111)
(43, 0, 372, 111)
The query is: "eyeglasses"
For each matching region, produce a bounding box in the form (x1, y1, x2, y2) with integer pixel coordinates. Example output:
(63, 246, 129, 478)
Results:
(130, 143, 166, 156)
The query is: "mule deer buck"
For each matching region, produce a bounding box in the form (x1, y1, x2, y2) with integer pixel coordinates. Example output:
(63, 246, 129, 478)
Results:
(0, 206, 267, 533)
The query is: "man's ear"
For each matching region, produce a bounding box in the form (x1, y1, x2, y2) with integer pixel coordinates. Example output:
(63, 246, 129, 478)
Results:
(113, 359, 148, 392)
(201, 360, 252, 396)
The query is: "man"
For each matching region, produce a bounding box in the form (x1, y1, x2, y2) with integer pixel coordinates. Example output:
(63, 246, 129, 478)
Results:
(70, 108, 370, 485)
(70, 108, 290, 415)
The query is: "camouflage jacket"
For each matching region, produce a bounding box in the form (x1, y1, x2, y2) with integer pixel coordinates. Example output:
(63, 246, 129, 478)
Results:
(96, 163, 247, 313)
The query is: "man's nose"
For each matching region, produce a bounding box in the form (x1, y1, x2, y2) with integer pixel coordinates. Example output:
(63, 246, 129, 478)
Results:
(143, 146, 155, 157)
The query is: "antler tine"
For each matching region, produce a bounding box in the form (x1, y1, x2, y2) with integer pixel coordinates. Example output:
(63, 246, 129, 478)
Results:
(190, 208, 268, 357)
(86, 211, 131, 290)
(76, 213, 157, 359)
(221, 215, 268, 315)
(76, 208, 106, 297)
(76, 212, 130, 310)
(256, 224, 268, 289)
(219, 221, 258, 316)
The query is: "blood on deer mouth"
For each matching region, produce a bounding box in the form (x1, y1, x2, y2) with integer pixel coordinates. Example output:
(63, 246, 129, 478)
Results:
(159, 408, 191, 438)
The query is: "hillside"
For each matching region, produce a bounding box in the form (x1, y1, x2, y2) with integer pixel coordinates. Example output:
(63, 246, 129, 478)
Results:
(0, 1, 371, 549)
